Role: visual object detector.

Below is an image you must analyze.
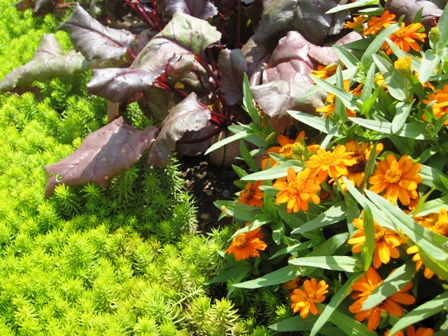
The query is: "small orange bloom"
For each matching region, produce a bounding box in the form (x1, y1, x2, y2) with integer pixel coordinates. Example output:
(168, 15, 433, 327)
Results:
(316, 80, 362, 119)
(262, 132, 319, 169)
(306, 144, 357, 182)
(407, 207, 448, 278)
(282, 277, 302, 290)
(385, 325, 434, 336)
(382, 22, 426, 55)
(225, 225, 267, 261)
(290, 278, 329, 319)
(345, 15, 367, 31)
(274, 167, 320, 213)
(422, 84, 448, 126)
(238, 181, 264, 207)
(363, 10, 396, 36)
(349, 267, 416, 331)
(369, 154, 422, 206)
(340, 141, 384, 188)
(348, 213, 404, 269)
(312, 63, 340, 80)
(406, 245, 435, 279)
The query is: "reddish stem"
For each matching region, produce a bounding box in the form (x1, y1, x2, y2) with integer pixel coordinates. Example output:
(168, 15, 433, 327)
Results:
(195, 55, 220, 87)
(236, 0, 242, 49)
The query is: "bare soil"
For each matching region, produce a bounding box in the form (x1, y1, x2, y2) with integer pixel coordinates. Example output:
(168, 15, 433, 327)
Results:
(179, 154, 239, 232)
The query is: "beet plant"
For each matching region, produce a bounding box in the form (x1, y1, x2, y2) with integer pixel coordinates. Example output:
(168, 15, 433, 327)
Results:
(0, 0, 358, 197)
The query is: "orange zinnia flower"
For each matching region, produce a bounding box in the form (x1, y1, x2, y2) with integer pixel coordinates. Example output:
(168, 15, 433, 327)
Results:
(345, 15, 367, 31)
(312, 63, 340, 80)
(290, 278, 329, 319)
(316, 80, 362, 119)
(382, 22, 426, 55)
(349, 267, 416, 331)
(273, 167, 320, 213)
(369, 154, 422, 206)
(238, 181, 264, 207)
(406, 245, 435, 279)
(363, 10, 396, 36)
(348, 213, 403, 269)
(282, 277, 302, 290)
(385, 325, 434, 336)
(339, 141, 384, 188)
(225, 225, 267, 261)
(422, 84, 448, 126)
(407, 207, 448, 278)
(306, 144, 357, 182)
(262, 132, 319, 169)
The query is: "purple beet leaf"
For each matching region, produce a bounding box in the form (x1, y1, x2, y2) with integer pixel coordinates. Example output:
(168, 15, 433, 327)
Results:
(87, 67, 163, 104)
(87, 12, 221, 103)
(44, 117, 159, 198)
(34, 0, 56, 16)
(241, 38, 271, 85)
(145, 92, 211, 168)
(138, 86, 178, 124)
(261, 31, 341, 84)
(58, 2, 136, 61)
(0, 34, 89, 93)
(218, 49, 248, 106)
(251, 80, 326, 132)
(159, 0, 218, 20)
(253, 0, 348, 50)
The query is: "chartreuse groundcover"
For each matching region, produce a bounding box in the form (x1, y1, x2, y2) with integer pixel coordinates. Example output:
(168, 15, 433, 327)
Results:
(2, 0, 448, 335)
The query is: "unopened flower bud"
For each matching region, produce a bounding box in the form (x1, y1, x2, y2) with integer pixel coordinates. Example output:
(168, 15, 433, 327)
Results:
(394, 56, 412, 78)
(429, 26, 440, 45)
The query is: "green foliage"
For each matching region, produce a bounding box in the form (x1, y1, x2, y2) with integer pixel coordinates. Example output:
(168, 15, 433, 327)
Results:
(0, 8, 265, 335)
(212, 3, 448, 335)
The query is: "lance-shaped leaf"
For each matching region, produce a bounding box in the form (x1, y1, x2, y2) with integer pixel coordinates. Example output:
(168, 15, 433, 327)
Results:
(145, 93, 211, 168)
(251, 80, 326, 132)
(159, 0, 218, 20)
(218, 49, 248, 105)
(44, 117, 159, 198)
(0, 34, 90, 93)
(87, 12, 221, 103)
(58, 3, 135, 61)
(253, 0, 348, 50)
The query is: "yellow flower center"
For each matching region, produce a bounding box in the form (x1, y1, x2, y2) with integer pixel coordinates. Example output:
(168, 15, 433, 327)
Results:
(374, 226, 387, 241)
(368, 282, 381, 295)
(347, 153, 367, 174)
(320, 152, 333, 165)
(288, 180, 304, 195)
(279, 144, 293, 157)
(431, 221, 448, 237)
(308, 291, 316, 300)
(232, 234, 248, 248)
(395, 28, 407, 38)
(325, 65, 338, 77)
(240, 187, 255, 200)
(385, 167, 402, 183)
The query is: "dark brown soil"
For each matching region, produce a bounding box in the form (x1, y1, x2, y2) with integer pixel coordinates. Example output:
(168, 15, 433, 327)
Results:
(179, 154, 240, 232)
